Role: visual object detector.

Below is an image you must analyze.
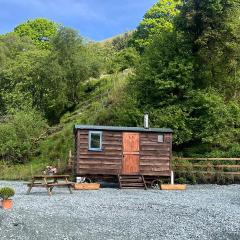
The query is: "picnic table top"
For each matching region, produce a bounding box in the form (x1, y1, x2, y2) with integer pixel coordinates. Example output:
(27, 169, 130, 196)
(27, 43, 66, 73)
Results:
(32, 175, 70, 179)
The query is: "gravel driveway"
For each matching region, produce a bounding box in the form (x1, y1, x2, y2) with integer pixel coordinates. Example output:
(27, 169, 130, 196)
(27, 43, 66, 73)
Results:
(0, 181, 240, 240)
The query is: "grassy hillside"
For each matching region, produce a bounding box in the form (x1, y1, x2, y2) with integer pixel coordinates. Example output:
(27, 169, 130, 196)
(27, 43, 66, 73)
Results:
(0, 69, 133, 180)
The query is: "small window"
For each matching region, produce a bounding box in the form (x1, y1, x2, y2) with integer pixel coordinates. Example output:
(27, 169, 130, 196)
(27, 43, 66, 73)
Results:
(89, 131, 102, 151)
(158, 134, 164, 143)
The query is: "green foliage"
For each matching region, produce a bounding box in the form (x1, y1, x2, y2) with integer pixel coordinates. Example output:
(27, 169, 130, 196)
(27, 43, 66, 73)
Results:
(129, 0, 240, 155)
(176, 0, 240, 93)
(111, 32, 133, 51)
(132, 0, 182, 51)
(108, 47, 140, 73)
(188, 91, 240, 148)
(175, 177, 187, 184)
(0, 26, 103, 123)
(215, 172, 234, 185)
(1, 1, 240, 179)
(0, 187, 15, 200)
(14, 18, 58, 49)
(0, 110, 47, 163)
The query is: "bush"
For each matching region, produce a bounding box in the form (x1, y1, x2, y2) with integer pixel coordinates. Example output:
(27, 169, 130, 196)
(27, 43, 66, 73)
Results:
(175, 177, 187, 184)
(0, 187, 15, 200)
(0, 109, 47, 163)
(215, 172, 235, 185)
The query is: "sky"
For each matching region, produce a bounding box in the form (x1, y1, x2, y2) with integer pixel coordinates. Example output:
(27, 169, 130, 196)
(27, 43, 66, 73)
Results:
(0, 0, 157, 41)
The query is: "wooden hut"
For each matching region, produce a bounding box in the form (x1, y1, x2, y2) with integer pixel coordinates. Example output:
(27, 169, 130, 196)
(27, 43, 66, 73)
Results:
(74, 125, 173, 189)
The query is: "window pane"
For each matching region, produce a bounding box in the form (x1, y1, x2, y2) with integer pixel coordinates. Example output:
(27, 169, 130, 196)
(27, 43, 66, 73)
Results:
(90, 133, 101, 149)
(158, 134, 164, 143)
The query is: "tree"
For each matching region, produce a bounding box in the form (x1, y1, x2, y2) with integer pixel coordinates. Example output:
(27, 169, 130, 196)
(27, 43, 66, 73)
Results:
(14, 18, 58, 49)
(111, 32, 133, 51)
(0, 109, 47, 163)
(0, 33, 34, 65)
(132, 0, 182, 51)
(109, 47, 140, 72)
(129, 0, 240, 153)
(50, 27, 102, 112)
(176, 0, 240, 94)
(134, 31, 194, 108)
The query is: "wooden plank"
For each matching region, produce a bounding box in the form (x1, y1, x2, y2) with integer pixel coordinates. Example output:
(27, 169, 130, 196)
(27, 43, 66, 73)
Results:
(161, 184, 186, 190)
(76, 130, 81, 175)
(79, 151, 122, 155)
(174, 157, 240, 161)
(215, 165, 240, 168)
(175, 170, 240, 175)
(79, 142, 122, 146)
(122, 155, 140, 174)
(141, 157, 170, 161)
(78, 169, 120, 175)
(79, 134, 122, 139)
(79, 144, 122, 149)
(79, 159, 120, 163)
(123, 132, 140, 152)
(141, 143, 170, 147)
(140, 166, 170, 171)
(174, 164, 240, 168)
(140, 150, 170, 155)
(74, 183, 100, 190)
(79, 156, 121, 160)
(122, 132, 140, 174)
(141, 147, 170, 151)
(79, 164, 121, 169)
(139, 170, 171, 176)
(80, 146, 122, 151)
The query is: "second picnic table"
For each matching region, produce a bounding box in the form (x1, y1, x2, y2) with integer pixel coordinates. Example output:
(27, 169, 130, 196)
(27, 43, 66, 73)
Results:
(27, 175, 73, 196)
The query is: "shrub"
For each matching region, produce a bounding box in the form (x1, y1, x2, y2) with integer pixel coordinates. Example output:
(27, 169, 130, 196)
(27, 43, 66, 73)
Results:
(216, 172, 235, 185)
(175, 177, 187, 184)
(0, 109, 47, 163)
(0, 187, 15, 200)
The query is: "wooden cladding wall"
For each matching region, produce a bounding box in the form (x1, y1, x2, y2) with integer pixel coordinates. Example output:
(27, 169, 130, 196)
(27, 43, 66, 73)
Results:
(77, 130, 123, 175)
(140, 133, 171, 176)
(75, 129, 172, 177)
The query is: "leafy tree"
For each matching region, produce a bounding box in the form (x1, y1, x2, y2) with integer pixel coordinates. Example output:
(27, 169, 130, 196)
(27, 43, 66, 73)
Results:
(0, 109, 47, 163)
(130, 0, 240, 153)
(0, 33, 34, 67)
(49, 27, 102, 112)
(187, 90, 240, 148)
(134, 31, 193, 107)
(0, 48, 49, 114)
(111, 32, 133, 51)
(14, 18, 58, 49)
(132, 0, 182, 51)
(109, 47, 140, 73)
(176, 0, 240, 93)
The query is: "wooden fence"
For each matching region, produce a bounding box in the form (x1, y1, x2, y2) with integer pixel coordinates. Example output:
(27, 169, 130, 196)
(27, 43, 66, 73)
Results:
(173, 157, 240, 176)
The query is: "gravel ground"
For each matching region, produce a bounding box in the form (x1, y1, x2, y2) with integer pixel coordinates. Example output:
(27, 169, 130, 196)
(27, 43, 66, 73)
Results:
(0, 182, 240, 240)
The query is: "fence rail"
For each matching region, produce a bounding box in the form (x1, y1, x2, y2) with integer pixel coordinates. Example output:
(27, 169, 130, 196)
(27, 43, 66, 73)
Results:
(173, 157, 240, 178)
(174, 157, 240, 161)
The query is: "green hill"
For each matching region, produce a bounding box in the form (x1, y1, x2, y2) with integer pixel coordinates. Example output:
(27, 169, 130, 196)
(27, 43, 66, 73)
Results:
(0, 69, 133, 180)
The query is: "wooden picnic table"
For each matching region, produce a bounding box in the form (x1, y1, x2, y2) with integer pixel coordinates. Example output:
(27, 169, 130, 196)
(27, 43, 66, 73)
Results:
(27, 175, 73, 196)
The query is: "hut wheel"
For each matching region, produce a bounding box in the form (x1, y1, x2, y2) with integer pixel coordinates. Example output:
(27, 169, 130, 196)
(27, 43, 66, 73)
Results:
(84, 178, 92, 183)
(151, 179, 161, 189)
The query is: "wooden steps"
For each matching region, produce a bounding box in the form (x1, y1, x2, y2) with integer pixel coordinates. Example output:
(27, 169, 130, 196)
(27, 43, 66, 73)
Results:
(118, 175, 147, 190)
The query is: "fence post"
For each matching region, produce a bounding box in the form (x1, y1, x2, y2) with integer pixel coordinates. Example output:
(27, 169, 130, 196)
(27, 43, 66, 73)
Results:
(57, 159, 60, 171)
(30, 164, 33, 178)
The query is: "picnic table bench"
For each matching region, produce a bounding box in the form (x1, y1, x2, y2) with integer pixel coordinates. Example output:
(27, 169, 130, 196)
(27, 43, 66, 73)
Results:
(26, 175, 74, 196)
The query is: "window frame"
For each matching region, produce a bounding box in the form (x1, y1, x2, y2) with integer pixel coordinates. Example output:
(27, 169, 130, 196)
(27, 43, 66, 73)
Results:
(157, 133, 164, 143)
(88, 131, 103, 151)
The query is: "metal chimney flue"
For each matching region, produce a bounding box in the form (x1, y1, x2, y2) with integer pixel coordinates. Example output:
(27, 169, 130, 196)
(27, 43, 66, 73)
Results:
(144, 113, 149, 129)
